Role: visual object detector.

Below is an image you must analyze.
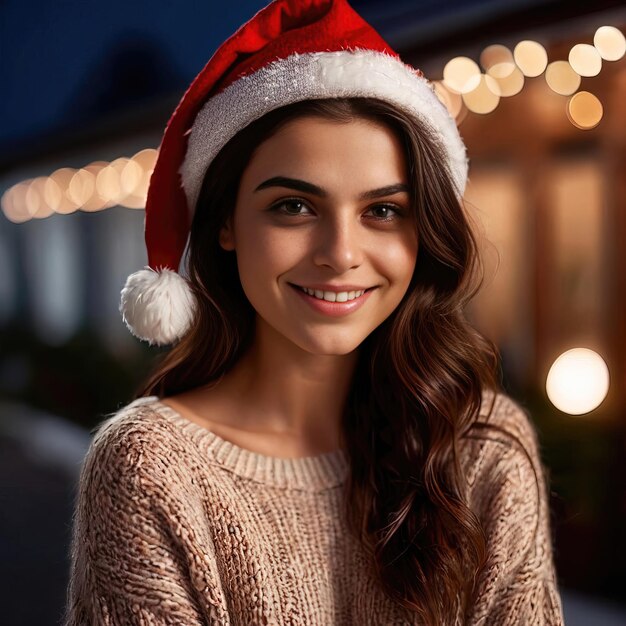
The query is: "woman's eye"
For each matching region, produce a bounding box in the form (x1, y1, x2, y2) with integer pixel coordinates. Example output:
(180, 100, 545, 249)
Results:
(367, 204, 401, 220)
(269, 199, 313, 216)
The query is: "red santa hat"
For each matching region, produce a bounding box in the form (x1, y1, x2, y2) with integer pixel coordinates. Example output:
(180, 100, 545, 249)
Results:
(120, 0, 469, 346)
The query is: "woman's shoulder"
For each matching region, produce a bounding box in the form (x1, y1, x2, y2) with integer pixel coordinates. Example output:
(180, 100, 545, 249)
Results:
(461, 389, 548, 509)
(472, 388, 542, 452)
(80, 396, 199, 490)
(90, 396, 179, 451)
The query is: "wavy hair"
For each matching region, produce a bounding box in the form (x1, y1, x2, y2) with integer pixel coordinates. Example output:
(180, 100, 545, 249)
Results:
(136, 97, 502, 624)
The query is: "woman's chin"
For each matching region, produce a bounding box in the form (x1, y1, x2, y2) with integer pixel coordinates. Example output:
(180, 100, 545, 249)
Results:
(290, 333, 365, 357)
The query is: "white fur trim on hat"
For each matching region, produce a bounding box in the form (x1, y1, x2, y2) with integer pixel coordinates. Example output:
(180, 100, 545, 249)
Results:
(180, 49, 468, 216)
(119, 267, 196, 346)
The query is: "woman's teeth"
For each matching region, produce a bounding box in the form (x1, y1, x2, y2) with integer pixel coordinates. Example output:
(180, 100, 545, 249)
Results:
(298, 286, 367, 302)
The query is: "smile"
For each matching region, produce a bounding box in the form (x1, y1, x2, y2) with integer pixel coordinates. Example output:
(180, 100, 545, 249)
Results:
(295, 286, 370, 302)
(288, 283, 377, 317)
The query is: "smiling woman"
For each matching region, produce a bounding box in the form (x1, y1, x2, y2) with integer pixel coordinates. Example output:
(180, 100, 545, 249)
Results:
(64, 1, 564, 625)
(217, 115, 418, 357)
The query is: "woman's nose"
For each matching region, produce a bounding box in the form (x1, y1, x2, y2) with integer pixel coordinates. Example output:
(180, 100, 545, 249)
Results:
(312, 215, 364, 272)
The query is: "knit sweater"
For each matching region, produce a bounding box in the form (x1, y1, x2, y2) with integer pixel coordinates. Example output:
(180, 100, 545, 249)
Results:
(64, 390, 564, 625)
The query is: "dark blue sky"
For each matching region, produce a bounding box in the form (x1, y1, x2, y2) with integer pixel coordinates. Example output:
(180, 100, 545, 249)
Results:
(0, 1, 271, 148)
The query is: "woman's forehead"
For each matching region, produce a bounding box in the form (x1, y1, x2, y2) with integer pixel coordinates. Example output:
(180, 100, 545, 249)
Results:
(241, 116, 409, 193)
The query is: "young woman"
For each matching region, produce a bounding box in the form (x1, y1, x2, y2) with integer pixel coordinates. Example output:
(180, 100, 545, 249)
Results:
(64, 1, 565, 624)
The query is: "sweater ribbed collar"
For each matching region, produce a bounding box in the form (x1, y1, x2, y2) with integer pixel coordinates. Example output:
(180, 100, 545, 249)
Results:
(132, 397, 349, 492)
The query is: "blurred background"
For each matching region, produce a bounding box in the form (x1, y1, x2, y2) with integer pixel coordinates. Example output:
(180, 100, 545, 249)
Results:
(0, 0, 624, 624)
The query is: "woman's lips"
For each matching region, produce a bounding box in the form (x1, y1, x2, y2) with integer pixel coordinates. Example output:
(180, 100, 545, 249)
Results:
(288, 283, 376, 317)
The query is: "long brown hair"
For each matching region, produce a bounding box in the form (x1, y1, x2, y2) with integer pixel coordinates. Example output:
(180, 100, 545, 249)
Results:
(137, 97, 502, 624)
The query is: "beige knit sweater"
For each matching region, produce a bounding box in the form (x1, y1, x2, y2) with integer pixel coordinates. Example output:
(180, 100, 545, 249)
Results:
(64, 390, 564, 625)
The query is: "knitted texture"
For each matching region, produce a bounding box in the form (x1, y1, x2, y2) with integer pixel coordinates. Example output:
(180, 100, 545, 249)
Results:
(64, 391, 565, 625)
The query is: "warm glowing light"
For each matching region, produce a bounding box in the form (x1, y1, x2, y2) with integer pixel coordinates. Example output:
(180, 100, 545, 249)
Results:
(69, 169, 96, 208)
(443, 57, 481, 94)
(81, 162, 109, 211)
(119, 148, 158, 209)
(23, 180, 40, 217)
(492, 66, 525, 97)
(96, 158, 130, 206)
(481, 44, 516, 79)
(546, 348, 610, 415)
(455, 101, 469, 126)
(26, 177, 54, 218)
(96, 166, 120, 204)
(593, 26, 626, 61)
(545, 60, 582, 96)
(569, 44, 602, 77)
(514, 40, 548, 77)
(130, 148, 158, 173)
(1, 182, 31, 223)
(567, 91, 604, 130)
(2, 149, 159, 221)
(120, 160, 143, 195)
(47, 168, 78, 214)
(462, 74, 500, 114)
(433, 81, 463, 118)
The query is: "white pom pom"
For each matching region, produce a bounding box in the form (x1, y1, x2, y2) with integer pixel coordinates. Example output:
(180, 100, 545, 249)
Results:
(119, 267, 196, 346)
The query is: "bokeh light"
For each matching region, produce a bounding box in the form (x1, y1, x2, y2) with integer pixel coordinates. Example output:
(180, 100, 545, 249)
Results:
(119, 148, 158, 209)
(593, 25, 626, 61)
(96, 157, 130, 207)
(514, 40, 548, 77)
(481, 44, 516, 79)
(81, 161, 110, 212)
(545, 60, 582, 95)
(546, 348, 610, 415)
(462, 74, 501, 113)
(567, 91, 604, 130)
(68, 169, 97, 209)
(1, 182, 32, 223)
(433, 81, 464, 118)
(492, 66, 525, 97)
(48, 168, 79, 215)
(26, 177, 55, 219)
(443, 56, 481, 94)
(569, 43, 602, 77)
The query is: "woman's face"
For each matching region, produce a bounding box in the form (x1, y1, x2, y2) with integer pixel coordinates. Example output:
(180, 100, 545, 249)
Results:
(220, 115, 418, 356)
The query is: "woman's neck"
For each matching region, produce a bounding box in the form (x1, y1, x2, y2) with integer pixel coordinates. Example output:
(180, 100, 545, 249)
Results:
(212, 317, 358, 448)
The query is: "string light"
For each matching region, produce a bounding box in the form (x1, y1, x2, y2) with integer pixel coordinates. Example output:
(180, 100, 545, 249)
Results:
(545, 60, 581, 95)
(481, 44, 516, 79)
(2, 150, 158, 222)
(81, 162, 110, 211)
(546, 348, 610, 415)
(433, 81, 464, 119)
(1, 182, 31, 223)
(514, 40, 548, 77)
(26, 177, 55, 219)
(48, 168, 78, 214)
(442, 56, 481, 94)
(567, 91, 604, 129)
(569, 43, 602, 77)
(462, 74, 501, 113)
(68, 168, 96, 208)
(593, 26, 626, 61)
(492, 66, 525, 97)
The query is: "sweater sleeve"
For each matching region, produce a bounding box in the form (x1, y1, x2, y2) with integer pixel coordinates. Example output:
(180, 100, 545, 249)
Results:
(63, 414, 220, 625)
(465, 395, 565, 626)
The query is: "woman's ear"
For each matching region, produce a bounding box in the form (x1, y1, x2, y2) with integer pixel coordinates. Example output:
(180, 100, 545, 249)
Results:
(219, 217, 235, 251)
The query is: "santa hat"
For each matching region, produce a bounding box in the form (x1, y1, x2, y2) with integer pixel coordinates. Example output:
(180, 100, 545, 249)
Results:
(120, 0, 468, 346)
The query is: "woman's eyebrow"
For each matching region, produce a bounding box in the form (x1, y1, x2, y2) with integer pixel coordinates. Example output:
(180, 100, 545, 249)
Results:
(359, 183, 410, 199)
(254, 176, 409, 200)
(254, 176, 324, 196)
